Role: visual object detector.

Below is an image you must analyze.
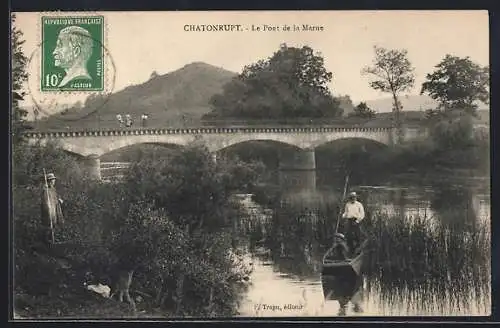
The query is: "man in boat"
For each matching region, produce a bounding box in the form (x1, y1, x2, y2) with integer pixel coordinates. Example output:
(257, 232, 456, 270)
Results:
(40, 173, 65, 244)
(328, 233, 350, 261)
(341, 191, 365, 254)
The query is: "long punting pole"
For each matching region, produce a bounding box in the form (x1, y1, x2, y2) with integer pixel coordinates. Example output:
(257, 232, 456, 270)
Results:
(43, 168, 55, 244)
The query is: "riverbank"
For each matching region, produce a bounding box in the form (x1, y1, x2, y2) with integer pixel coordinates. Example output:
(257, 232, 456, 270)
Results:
(13, 291, 172, 319)
(385, 170, 489, 186)
(12, 142, 262, 319)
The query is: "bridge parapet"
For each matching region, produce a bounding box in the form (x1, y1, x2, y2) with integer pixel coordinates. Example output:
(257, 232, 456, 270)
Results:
(25, 126, 395, 139)
(22, 125, 437, 157)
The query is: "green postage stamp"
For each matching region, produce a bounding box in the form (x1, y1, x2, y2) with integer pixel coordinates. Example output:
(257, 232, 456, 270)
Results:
(41, 16, 104, 91)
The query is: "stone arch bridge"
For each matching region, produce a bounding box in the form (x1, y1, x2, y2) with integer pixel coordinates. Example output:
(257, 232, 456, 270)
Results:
(25, 125, 428, 186)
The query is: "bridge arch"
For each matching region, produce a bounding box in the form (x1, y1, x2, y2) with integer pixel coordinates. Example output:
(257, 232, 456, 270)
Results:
(99, 142, 185, 159)
(29, 134, 193, 157)
(26, 137, 92, 158)
(313, 136, 390, 150)
(307, 129, 392, 149)
(205, 134, 306, 153)
(94, 137, 189, 156)
(214, 139, 303, 153)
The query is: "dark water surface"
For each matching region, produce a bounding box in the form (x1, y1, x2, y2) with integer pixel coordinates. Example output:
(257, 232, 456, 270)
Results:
(236, 178, 491, 317)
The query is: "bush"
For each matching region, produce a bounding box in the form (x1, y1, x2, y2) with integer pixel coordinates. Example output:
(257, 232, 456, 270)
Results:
(364, 115, 488, 177)
(13, 140, 261, 317)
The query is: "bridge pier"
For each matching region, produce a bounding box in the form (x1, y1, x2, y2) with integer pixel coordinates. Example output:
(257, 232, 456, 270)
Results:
(279, 148, 316, 191)
(83, 154, 101, 180)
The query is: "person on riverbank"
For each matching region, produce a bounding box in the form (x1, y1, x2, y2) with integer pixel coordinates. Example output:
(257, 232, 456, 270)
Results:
(341, 192, 365, 253)
(40, 173, 65, 244)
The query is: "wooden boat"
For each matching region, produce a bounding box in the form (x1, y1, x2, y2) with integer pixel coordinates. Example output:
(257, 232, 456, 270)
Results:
(321, 241, 366, 308)
(321, 270, 363, 301)
(321, 238, 369, 276)
(322, 251, 364, 276)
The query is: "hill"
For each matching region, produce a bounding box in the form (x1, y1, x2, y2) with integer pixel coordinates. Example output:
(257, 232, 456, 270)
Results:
(34, 62, 237, 130)
(365, 94, 489, 113)
(365, 94, 438, 113)
(374, 109, 489, 124)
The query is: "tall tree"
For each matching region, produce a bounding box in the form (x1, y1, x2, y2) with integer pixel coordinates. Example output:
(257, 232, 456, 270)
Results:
(362, 46, 415, 141)
(420, 55, 489, 115)
(207, 44, 342, 120)
(11, 14, 30, 144)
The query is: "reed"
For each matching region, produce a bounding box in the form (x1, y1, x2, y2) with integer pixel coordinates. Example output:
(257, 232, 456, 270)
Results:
(246, 190, 491, 313)
(365, 210, 490, 281)
(361, 210, 490, 313)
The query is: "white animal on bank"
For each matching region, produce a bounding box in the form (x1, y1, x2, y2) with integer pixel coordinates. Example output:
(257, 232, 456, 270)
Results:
(84, 282, 111, 298)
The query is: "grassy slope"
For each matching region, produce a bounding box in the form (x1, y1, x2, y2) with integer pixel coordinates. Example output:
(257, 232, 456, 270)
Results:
(33, 62, 236, 131)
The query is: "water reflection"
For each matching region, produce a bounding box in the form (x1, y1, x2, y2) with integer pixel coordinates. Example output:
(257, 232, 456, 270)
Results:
(237, 180, 491, 317)
(322, 273, 364, 316)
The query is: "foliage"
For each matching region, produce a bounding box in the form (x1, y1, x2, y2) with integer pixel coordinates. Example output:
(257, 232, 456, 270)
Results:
(12, 140, 88, 188)
(424, 108, 446, 121)
(123, 142, 264, 234)
(362, 122, 488, 179)
(207, 44, 343, 119)
(11, 14, 31, 145)
(362, 46, 415, 144)
(430, 115, 474, 149)
(362, 46, 415, 113)
(420, 55, 489, 114)
(337, 95, 355, 116)
(13, 141, 262, 317)
(348, 102, 376, 119)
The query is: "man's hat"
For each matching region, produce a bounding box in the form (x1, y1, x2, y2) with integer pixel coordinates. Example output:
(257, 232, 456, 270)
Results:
(334, 233, 346, 241)
(46, 173, 56, 180)
(348, 191, 357, 197)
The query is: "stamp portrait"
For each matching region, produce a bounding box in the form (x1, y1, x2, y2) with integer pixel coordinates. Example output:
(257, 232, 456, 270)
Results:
(41, 16, 104, 91)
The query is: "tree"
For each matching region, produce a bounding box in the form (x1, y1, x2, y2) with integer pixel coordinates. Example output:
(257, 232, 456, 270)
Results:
(362, 46, 415, 141)
(348, 102, 376, 119)
(337, 95, 355, 117)
(208, 44, 342, 119)
(149, 70, 159, 80)
(124, 142, 263, 235)
(11, 14, 30, 144)
(420, 55, 489, 115)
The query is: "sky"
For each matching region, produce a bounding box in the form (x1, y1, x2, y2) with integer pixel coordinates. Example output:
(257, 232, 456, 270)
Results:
(14, 10, 489, 108)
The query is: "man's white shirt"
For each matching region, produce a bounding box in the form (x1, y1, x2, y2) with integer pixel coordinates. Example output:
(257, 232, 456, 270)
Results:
(342, 201, 365, 223)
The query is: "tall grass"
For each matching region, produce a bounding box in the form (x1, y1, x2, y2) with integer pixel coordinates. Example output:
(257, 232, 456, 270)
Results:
(245, 189, 491, 314)
(277, 189, 342, 242)
(363, 209, 490, 314)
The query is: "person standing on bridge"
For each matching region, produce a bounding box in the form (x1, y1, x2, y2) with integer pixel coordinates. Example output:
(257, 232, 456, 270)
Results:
(341, 191, 365, 253)
(116, 114, 124, 128)
(40, 172, 65, 245)
(125, 114, 133, 128)
(141, 113, 149, 128)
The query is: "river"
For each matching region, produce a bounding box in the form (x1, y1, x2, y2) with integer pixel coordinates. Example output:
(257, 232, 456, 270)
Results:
(235, 178, 491, 317)
(99, 163, 490, 317)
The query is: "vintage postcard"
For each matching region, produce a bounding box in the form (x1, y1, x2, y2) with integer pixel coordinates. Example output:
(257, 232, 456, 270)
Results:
(11, 10, 490, 319)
